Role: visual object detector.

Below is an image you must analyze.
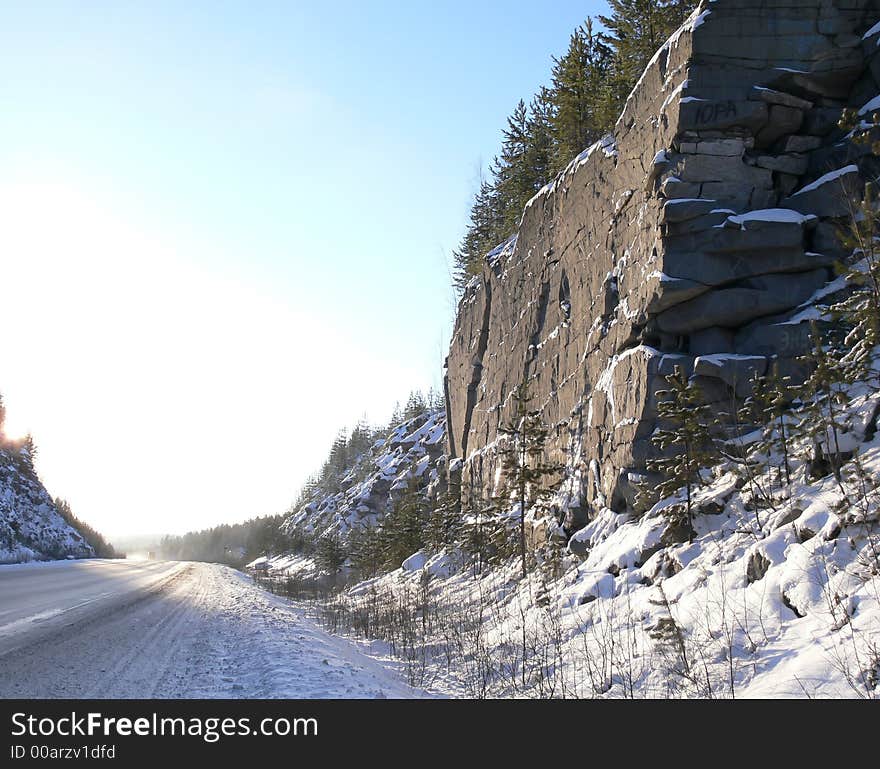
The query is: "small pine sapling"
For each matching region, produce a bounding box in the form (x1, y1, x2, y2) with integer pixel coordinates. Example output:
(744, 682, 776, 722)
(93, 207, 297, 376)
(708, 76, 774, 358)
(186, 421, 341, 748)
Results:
(647, 365, 717, 540)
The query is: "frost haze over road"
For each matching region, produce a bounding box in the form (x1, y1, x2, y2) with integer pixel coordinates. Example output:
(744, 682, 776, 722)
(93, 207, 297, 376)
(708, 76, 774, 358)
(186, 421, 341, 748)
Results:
(0, 560, 422, 698)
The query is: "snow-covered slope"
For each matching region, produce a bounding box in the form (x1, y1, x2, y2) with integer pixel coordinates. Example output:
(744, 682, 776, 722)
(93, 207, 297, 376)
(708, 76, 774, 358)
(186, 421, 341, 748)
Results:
(323, 374, 880, 698)
(0, 441, 93, 563)
(283, 410, 447, 546)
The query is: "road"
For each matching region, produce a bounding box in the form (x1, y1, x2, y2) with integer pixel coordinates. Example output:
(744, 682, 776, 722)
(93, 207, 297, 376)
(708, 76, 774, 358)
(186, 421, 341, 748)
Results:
(0, 559, 421, 699)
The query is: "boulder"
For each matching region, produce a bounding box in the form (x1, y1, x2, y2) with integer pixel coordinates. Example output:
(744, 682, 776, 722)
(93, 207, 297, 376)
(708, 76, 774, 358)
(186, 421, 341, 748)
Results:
(700, 181, 757, 206)
(780, 164, 863, 218)
(665, 210, 736, 235)
(781, 135, 822, 153)
(689, 326, 736, 355)
(746, 550, 771, 583)
(754, 87, 814, 111)
(756, 105, 805, 147)
(662, 247, 831, 287)
(657, 354, 695, 379)
(662, 197, 720, 223)
(660, 178, 702, 199)
(646, 274, 711, 314)
(734, 318, 816, 357)
(679, 138, 748, 156)
(671, 152, 773, 186)
(801, 106, 845, 137)
(753, 153, 809, 175)
(811, 221, 848, 259)
(656, 269, 828, 335)
(693, 354, 768, 395)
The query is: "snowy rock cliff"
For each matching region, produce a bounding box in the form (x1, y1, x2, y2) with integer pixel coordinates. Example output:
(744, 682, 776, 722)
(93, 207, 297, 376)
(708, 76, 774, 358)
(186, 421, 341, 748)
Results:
(445, 0, 880, 527)
(0, 441, 93, 563)
(283, 410, 447, 543)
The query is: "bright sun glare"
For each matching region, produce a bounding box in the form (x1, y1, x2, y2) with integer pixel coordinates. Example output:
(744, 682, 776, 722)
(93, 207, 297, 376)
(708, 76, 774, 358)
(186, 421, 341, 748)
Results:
(0, 174, 418, 536)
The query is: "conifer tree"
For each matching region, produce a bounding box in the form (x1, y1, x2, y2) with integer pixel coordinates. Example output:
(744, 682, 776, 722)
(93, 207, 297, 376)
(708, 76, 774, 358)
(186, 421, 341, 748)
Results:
(745, 363, 797, 490)
(349, 524, 384, 580)
(450, 3, 696, 296)
(496, 100, 532, 226)
(349, 416, 373, 458)
(460, 493, 498, 578)
(795, 323, 850, 493)
(647, 366, 716, 539)
(492, 380, 562, 579)
(525, 89, 555, 197)
(452, 176, 507, 291)
(831, 181, 880, 389)
(404, 391, 428, 421)
(381, 478, 428, 569)
(598, 0, 693, 120)
(314, 531, 347, 575)
(713, 375, 772, 530)
(426, 483, 463, 552)
(548, 19, 613, 172)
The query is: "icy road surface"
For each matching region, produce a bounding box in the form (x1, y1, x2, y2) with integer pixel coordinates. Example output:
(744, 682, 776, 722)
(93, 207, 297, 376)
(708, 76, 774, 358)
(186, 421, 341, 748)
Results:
(0, 560, 423, 698)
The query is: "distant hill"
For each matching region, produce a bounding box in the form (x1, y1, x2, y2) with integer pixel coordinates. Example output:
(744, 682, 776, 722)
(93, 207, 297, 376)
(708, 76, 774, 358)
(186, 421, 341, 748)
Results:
(0, 437, 94, 563)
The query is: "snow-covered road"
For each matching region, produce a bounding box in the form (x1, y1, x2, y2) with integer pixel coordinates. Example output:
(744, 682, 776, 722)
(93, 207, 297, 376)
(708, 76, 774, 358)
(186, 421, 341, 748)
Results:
(0, 560, 423, 699)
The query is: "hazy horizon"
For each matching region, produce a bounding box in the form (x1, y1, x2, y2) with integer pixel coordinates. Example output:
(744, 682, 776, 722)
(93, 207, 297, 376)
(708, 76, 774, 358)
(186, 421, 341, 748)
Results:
(0, 0, 606, 538)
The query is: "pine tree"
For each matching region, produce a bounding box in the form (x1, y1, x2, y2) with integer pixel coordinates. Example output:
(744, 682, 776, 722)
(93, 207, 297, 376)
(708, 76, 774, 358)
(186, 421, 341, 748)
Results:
(426, 386, 446, 413)
(426, 483, 463, 552)
(598, 0, 693, 120)
(452, 176, 507, 292)
(460, 492, 499, 578)
(349, 524, 385, 580)
(349, 416, 373, 458)
(0, 392, 5, 436)
(14, 433, 38, 474)
(746, 363, 797, 491)
(381, 478, 428, 569)
(712, 374, 772, 530)
(548, 19, 613, 172)
(495, 100, 532, 227)
(525, 89, 555, 195)
(314, 531, 347, 575)
(492, 380, 562, 579)
(647, 366, 717, 540)
(404, 390, 427, 421)
(795, 322, 850, 494)
(831, 182, 880, 388)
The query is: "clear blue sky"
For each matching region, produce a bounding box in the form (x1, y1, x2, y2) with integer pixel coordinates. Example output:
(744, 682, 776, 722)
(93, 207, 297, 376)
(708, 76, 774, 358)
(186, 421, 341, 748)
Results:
(0, 0, 608, 538)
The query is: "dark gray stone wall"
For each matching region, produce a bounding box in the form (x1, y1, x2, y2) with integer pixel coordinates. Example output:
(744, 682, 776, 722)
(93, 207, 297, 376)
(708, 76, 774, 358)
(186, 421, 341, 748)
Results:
(445, 0, 880, 527)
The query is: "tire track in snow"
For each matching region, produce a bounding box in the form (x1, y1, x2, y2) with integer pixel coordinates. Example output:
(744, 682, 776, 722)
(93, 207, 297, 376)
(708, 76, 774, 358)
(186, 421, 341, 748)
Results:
(0, 562, 426, 698)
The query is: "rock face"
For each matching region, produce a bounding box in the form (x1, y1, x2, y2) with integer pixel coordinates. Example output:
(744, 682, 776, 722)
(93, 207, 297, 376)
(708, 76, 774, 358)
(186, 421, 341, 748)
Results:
(284, 411, 448, 540)
(445, 0, 880, 528)
(0, 442, 93, 563)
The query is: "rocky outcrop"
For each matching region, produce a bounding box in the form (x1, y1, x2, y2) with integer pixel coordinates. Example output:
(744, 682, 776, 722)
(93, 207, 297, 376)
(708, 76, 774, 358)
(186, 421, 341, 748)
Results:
(445, 0, 880, 528)
(0, 442, 93, 563)
(283, 411, 448, 540)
